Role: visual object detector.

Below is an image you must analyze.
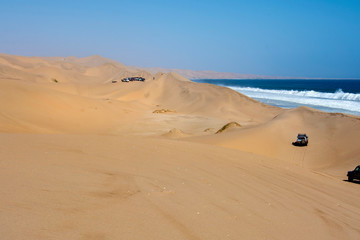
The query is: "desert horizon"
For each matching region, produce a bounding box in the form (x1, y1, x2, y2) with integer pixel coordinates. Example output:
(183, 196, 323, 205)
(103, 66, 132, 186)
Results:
(1, 53, 360, 239)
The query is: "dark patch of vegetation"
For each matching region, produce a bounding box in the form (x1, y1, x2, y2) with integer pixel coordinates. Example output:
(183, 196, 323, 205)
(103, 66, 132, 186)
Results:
(216, 122, 242, 134)
(153, 109, 176, 114)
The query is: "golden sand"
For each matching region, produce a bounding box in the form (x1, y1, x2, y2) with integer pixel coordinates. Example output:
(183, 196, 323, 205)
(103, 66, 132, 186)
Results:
(1, 53, 360, 240)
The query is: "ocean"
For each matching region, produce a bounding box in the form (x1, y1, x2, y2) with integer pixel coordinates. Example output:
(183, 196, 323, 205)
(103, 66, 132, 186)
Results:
(192, 79, 360, 116)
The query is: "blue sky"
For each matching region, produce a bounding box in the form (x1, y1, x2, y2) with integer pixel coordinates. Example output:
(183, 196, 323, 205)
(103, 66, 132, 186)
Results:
(1, 0, 359, 78)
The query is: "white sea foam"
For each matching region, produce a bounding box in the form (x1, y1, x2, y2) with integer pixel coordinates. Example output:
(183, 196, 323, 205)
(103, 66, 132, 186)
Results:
(227, 86, 360, 115)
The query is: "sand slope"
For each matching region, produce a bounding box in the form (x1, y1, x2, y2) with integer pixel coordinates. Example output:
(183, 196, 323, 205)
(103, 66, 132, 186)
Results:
(1, 54, 360, 240)
(1, 134, 360, 240)
(191, 107, 360, 176)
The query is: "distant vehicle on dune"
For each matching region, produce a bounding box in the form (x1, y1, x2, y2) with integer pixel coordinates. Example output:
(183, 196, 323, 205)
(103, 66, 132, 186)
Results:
(292, 133, 308, 146)
(121, 77, 145, 82)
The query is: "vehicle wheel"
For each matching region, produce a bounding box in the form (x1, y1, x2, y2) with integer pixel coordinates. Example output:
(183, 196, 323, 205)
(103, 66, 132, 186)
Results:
(348, 176, 353, 182)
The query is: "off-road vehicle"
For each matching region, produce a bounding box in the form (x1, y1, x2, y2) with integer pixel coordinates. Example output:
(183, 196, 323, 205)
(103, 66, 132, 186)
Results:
(292, 133, 308, 146)
(347, 165, 360, 182)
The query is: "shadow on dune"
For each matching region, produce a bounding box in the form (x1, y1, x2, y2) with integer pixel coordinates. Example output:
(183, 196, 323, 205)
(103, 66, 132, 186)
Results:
(291, 144, 308, 147)
(343, 179, 360, 185)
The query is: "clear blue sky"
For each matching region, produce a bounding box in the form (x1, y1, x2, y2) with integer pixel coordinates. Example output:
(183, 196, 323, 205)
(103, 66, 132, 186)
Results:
(1, 0, 359, 78)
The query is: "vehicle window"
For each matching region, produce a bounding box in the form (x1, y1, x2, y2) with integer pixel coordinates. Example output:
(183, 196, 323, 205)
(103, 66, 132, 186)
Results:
(355, 167, 360, 171)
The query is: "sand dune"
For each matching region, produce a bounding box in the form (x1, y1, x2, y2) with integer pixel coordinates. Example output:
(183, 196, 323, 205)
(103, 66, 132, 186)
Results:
(190, 107, 360, 176)
(1, 54, 360, 240)
(1, 134, 360, 240)
(0, 54, 280, 134)
(136, 66, 289, 79)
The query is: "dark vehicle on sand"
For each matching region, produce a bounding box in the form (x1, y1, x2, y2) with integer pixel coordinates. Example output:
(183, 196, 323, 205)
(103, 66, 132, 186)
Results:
(292, 133, 308, 146)
(347, 165, 360, 182)
(121, 77, 145, 82)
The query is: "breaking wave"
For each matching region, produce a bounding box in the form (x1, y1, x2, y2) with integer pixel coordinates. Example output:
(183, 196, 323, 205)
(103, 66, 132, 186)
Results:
(229, 87, 360, 101)
(227, 86, 360, 115)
